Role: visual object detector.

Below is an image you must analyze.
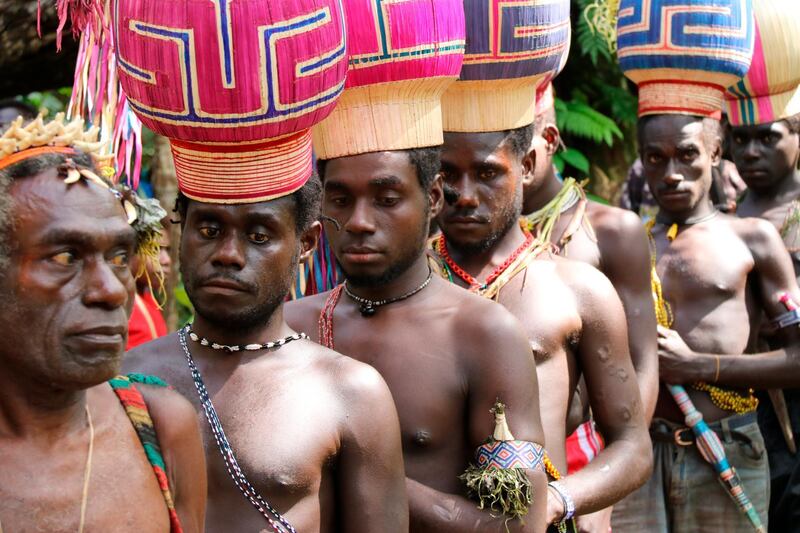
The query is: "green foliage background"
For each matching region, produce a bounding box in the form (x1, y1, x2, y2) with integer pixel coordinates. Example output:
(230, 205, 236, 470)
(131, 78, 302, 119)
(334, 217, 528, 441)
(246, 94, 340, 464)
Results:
(552, 0, 639, 202)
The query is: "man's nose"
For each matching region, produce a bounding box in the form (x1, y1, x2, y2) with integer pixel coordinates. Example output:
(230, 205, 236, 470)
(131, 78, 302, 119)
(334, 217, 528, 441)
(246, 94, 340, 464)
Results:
(210, 233, 246, 270)
(743, 139, 760, 160)
(452, 175, 479, 208)
(663, 160, 684, 186)
(83, 257, 131, 309)
(344, 198, 376, 234)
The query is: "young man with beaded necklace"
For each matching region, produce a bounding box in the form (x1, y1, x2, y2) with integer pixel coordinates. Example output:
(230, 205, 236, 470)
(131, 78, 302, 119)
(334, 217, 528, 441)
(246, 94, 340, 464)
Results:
(609, 113, 800, 531)
(124, 173, 408, 532)
(285, 148, 550, 532)
(434, 125, 653, 531)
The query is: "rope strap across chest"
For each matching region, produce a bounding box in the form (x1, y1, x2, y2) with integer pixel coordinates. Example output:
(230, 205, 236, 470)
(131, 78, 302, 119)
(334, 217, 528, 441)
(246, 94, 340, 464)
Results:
(108, 375, 183, 533)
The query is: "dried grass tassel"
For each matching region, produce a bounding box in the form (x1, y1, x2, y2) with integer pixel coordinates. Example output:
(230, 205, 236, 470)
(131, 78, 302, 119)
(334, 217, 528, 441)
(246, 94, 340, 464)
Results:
(460, 402, 541, 526)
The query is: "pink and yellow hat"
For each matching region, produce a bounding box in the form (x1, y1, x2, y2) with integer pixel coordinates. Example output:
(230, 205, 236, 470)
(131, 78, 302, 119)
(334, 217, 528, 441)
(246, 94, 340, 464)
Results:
(115, 0, 349, 203)
(725, 0, 800, 126)
(312, 0, 465, 159)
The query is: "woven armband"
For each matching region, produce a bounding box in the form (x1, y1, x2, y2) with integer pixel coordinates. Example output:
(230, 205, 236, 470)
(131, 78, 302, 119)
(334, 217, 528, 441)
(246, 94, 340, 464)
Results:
(460, 402, 545, 523)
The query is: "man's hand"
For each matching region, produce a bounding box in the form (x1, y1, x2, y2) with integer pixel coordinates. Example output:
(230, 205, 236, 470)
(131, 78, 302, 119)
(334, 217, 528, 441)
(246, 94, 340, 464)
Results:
(574, 507, 613, 533)
(657, 325, 697, 383)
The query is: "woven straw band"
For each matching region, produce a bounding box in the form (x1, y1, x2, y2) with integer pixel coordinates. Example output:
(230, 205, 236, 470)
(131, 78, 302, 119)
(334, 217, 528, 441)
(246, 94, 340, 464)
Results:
(475, 440, 546, 472)
(727, 84, 800, 127)
(312, 78, 454, 160)
(442, 78, 540, 132)
(171, 131, 312, 204)
(638, 80, 726, 118)
(0, 146, 77, 171)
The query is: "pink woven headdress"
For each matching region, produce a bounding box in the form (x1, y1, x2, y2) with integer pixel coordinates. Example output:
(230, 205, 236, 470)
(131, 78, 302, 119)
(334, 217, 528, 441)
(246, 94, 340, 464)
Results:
(725, 0, 800, 126)
(442, 0, 572, 132)
(114, 0, 348, 203)
(312, 0, 466, 159)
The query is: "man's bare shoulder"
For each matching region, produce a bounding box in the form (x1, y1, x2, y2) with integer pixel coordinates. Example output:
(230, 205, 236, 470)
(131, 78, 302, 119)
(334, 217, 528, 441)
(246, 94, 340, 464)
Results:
(586, 201, 647, 243)
(124, 331, 183, 378)
(549, 254, 620, 306)
(133, 381, 200, 445)
(284, 291, 330, 331)
(433, 277, 527, 335)
(726, 212, 784, 246)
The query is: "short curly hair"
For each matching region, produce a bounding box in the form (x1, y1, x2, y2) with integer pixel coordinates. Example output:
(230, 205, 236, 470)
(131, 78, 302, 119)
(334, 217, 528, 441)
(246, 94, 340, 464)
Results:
(316, 146, 442, 192)
(173, 170, 322, 234)
(0, 151, 98, 270)
(502, 124, 535, 158)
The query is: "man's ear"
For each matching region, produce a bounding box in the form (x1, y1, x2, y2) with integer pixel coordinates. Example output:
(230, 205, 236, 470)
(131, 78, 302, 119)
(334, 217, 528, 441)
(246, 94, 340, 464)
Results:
(299, 221, 321, 263)
(429, 173, 445, 219)
(520, 146, 537, 188)
(710, 141, 722, 167)
(543, 124, 561, 156)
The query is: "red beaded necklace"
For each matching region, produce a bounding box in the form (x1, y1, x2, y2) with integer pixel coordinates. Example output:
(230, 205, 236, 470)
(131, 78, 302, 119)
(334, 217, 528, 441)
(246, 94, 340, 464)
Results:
(435, 231, 536, 291)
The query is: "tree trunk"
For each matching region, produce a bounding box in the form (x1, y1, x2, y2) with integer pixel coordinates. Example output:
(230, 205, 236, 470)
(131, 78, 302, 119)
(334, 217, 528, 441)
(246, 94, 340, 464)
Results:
(150, 134, 182, 331)
(0, 0, 79, 98)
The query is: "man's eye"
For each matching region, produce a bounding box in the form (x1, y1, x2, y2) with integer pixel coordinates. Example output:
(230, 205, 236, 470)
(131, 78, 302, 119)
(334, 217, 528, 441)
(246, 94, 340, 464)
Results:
(478, 170, 496, 180)
(52, 251, 77, 266)
(377, 196, 399, 207)
(199, 227, 219, 238)
(109, 251, 130, 267)
(646, 154, 663, 165)
(327, 196, 348, 207)
(249, 232, 269, 244)
(733, 135, 745, 145)
(681, 151, 699, 162)
(440, 170, 456, 182)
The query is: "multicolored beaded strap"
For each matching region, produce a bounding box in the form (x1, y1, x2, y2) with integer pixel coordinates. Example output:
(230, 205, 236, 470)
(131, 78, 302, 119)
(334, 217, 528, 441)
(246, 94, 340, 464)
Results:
(108, 375, 183, 533)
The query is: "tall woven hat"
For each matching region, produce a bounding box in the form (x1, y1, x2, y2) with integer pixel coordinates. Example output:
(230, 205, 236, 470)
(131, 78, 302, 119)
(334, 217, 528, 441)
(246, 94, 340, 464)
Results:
(114, 0, 349, 203)
(616, 0, 755, 118)
(442, 0, 571, 132)
(725, 0, 800, 126)
(534, 35, 569, 117)
(312, 0, 465, 159)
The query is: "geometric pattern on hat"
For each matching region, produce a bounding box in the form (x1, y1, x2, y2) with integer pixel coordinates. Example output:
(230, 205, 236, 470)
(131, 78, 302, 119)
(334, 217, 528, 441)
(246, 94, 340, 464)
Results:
(475, 440, 546, 471)
(442, 0, 571, 132)
(617, 0, 754, 118)
(725, 0, 800, 126)
(312, 0, 466, 159)
(115, 0, 349, 203)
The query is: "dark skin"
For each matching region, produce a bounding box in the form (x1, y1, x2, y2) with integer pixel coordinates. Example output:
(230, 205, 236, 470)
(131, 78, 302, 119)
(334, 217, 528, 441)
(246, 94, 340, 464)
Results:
(437, 133, 651, 527)
(285, 151, 547, 533)
(734, 119, 800, 278)
(639, 115, 800, 423)
(0, 169, 206, 532)
(523, 119, 659, 423)
(125, 194, 407, 533)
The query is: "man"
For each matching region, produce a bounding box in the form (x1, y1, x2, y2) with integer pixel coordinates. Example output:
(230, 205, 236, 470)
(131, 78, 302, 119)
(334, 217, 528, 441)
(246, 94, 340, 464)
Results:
(734, 114, 800, 276)
(730, 105, 800, 532)
(523, 82, 659, 441)
(127, 215, 171, 349)
(286, 148, 549, 532)
(611, 113, 800, 532)
(125, 175, 408, 532)
(435, 125, 652, 530)
(0, 115, 206, 531)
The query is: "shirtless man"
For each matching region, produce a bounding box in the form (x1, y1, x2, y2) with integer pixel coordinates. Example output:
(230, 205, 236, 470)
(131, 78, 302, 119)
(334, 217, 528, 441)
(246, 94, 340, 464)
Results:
(612, 114, 800, 532)
(285, 148, 549, 532)
(734, 113, 800, 276)
(731, 111, 800, 530)
(434, 126, 652, 531)
(0, 141, 206, 531)
(125, 174, 408, 532)
(523, 89, 658, 422)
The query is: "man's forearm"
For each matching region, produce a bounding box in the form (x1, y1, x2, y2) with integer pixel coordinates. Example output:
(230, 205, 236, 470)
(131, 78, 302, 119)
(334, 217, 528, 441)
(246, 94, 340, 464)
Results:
(634, 355, 659, 422)
(406, 476, 545, 533)
(557, 435, 652, 516)
(692, 349, 800, 389)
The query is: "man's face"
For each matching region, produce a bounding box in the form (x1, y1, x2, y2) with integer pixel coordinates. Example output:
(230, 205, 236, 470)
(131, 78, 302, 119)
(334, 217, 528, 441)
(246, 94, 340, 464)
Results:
(730, 120, 800, 192)
(322, 151, 438, 288)
(438, 131, 525, 253)
(640, 115, 720, 216)
(180, 197, 302, 329)
(132, 227, 171, 294)
(0, 168, 136, 389)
